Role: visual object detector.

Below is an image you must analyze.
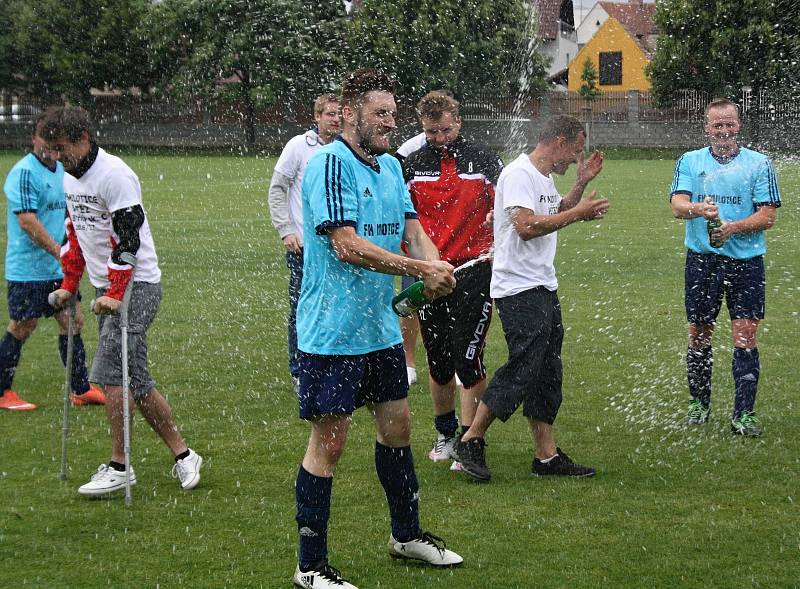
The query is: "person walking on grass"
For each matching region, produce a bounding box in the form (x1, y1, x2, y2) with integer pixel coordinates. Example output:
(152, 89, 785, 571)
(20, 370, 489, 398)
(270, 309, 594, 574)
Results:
(452, 115, 608, 482)
(268, 93, 340, 392)
(670, 98, 780, 437)
(292, 68, 462, 589)
(1, 109, 105, 411)
(43, 105, 202, 495)
(402, 91, 503, 470)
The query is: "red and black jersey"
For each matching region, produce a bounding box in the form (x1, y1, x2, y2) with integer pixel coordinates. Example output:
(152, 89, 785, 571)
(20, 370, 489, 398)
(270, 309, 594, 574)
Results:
(402, 136, 503, 266)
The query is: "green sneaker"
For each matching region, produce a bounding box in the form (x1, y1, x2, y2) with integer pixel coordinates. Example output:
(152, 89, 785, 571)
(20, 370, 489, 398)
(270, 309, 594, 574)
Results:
(731, 412, 763, 437)
(685, 399, 710, 425)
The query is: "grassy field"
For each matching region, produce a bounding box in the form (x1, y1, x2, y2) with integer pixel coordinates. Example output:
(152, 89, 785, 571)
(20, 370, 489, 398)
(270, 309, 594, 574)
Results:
(0, 148, 798, 588)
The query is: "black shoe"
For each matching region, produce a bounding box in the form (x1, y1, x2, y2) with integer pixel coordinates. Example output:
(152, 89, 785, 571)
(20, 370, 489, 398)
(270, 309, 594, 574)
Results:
(451, 436, 491, 481)
(531, 447, 595, 478)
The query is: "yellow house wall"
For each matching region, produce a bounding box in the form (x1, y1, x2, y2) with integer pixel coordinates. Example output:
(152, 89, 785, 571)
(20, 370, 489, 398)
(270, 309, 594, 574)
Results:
(568, 17, 652, 92)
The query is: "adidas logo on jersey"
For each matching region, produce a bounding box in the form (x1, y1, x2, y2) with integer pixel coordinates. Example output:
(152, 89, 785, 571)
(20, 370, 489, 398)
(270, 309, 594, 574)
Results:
(363, 187, 373, 198)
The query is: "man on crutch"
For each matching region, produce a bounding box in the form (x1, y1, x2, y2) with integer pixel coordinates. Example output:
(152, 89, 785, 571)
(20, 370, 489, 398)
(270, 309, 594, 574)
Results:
(44, 105, 203, 497)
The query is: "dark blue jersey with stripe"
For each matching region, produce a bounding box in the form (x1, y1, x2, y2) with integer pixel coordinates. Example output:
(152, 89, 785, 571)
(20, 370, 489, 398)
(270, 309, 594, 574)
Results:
(297, 137, 417, 355)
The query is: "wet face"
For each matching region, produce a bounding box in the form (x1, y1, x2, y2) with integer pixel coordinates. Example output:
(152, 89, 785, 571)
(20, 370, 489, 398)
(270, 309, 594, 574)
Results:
(349, 90, 397, 156)
(421, 112, 462, 150)
(31, 122, 54, 168)
(704, 105, 740, 154)
(314, 101, 341, 141)
(552, 132, 586, 175)
(46, 132, 91, 174)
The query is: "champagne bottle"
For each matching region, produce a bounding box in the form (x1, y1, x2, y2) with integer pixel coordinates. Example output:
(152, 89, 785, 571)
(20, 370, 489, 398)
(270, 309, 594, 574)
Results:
(707, 214, 723, 248)
(391, 281, 431, 317)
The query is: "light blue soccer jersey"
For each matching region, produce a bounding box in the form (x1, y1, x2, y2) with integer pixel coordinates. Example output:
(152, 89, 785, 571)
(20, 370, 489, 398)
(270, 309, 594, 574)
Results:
(671, 147, 781, 259)
(3, 154, 66, 281)
(297, 137, 417, 355)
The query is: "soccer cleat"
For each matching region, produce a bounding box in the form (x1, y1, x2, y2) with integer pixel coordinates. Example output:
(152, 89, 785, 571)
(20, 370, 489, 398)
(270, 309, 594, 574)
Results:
(293, 562, 358, 589)
(70, 384, 107, 406)
(428, 432, 456, 462)
(406, 366, 417, 386)
(449, 460, 463, 472)
(172, 448, 203, 490)
(78, 464, 137, 496)
(532, 448, 596, 478)
(731, 412, 763, 437)
(451, 436, 491, 481)
(685, 399, 710, 424)
(292, 376, 300, 395)
(388, 531, 464, 567)
(0, 389, 37, 410)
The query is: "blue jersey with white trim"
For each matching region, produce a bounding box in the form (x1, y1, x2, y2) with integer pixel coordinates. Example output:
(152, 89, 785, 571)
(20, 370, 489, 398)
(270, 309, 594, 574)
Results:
(298, 137, 417, 355)
(671, 147, 781, 259)
(3, 153, 66, 281)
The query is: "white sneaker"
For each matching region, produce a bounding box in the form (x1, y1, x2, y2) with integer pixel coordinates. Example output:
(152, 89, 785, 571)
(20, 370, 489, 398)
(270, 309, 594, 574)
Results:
(428, 432, 456, 462)
(172, 448, 203, 490)
(293, 563, 358, 589)
(78, 464, 136, 496)
(406, 366, 417, 386)
(387, 532, 463, 567)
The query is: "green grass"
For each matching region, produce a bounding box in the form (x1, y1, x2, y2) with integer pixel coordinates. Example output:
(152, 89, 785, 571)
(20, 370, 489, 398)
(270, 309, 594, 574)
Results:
(0, 150, 798, 588)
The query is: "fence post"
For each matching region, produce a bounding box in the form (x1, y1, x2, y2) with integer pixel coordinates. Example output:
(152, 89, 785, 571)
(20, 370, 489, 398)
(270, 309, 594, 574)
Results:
(627, 90, 639, 123)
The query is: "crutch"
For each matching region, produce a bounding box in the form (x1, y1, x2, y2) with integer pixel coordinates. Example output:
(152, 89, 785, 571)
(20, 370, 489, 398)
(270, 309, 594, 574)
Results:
(118, 252, 138, 506)
(48, 291, 76, 481)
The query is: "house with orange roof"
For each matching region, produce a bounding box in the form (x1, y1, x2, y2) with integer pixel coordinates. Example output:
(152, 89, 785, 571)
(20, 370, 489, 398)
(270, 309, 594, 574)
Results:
(568, 0, 657, 91)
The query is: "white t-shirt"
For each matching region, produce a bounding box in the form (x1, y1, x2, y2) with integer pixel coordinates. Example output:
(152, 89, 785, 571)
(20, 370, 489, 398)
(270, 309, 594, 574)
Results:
(272, 130, 327, 245)
(395, 132, 427, 158)
(491, 153, 561, 298)
(63, 148, 161, 288)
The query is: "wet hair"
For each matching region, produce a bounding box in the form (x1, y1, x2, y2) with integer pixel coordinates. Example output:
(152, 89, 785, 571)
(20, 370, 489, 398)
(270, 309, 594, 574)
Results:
(314, 93, 340, 115)
(32, 107, 60, 137)
(705, 98, 739, 119)
(537, 115, 585, 145)
(416, 91, 460, 121)
(40, 105, 93, 143)
(340, 69, 395, 108)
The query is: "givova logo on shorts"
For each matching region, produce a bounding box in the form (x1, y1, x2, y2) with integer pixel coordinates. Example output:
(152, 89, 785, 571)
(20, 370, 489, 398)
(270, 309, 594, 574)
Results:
(466, 300, 492, 360)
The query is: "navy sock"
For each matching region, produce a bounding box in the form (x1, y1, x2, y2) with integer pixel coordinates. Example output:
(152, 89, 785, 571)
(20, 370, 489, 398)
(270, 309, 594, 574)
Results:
(732, 347, 759, 419)
(687, 346, 713, 407)
(434, 410, 458, 438)
(59, 334, 90, 394)
(461, 424, 471, 436)
(375, 442, 421, 542)
(175, 450, 190, 462)
(295, 466, 332, 569)
(108, 461, 126, 472)
(0, 331, 23, 392)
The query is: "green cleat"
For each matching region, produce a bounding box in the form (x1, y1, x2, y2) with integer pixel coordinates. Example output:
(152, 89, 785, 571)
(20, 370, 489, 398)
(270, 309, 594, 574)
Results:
(731, 412, 763, 437)
(685, 399, 710, 425)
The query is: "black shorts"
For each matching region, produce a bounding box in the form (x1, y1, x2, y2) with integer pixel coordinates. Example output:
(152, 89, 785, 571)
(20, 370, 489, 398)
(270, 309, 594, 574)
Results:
(417, 261, 492, 388)
(482, 287, 563, 424)
(7, 279, 66, 321)
(684, 251, 765, 325)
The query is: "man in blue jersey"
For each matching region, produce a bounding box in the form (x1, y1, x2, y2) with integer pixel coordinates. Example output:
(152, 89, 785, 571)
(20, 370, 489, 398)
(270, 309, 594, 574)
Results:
(0, 110, 105, 411)
(291, 69, 463, 589)
(670, 98, 781, 436)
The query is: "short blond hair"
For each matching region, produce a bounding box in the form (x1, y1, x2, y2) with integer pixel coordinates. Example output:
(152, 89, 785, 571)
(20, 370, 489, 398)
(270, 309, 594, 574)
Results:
(314, 93, 339, 115)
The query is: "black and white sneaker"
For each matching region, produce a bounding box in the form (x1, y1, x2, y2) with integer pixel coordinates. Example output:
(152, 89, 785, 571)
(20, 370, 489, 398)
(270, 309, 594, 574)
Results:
(293, 562, 357, 589)
(451, 435, 491, 481)
(532, 447, 595, 478)
(388, 531, 464, 567)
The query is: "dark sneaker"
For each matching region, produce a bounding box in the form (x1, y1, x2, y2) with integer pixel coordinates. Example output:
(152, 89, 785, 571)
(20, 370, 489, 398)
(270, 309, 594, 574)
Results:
(451, 436, 490, 481)
(293, 562, 358, 589)
(731, 412, 763, 437)
(532, 448, 595, 478)
(686, 399, 710, 425)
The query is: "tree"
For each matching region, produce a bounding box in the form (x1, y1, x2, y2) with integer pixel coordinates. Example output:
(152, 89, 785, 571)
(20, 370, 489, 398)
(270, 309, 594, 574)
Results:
(2, 0, 154, 103)
(648, 0, 783, 104)
(345, 0, 546, 102)
(146, 0, 348, 146)
(579, 58, 600, 100)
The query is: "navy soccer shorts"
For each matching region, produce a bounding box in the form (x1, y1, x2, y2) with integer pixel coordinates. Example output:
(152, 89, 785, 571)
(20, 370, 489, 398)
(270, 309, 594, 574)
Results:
(7, 279, 66, 321)
(297, 344, 408, 419)
(684, 251, 765, 325)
